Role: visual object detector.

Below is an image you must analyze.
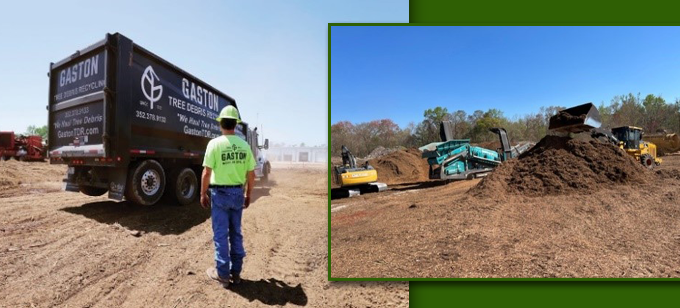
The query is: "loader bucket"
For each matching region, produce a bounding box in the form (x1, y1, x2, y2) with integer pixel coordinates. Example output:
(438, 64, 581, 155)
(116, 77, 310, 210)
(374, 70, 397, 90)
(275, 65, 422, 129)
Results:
(548, 103, 601, 134)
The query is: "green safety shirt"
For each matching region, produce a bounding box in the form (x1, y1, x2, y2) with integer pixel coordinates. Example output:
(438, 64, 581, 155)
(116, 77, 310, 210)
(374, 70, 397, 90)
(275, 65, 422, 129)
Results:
(202, 135, 256, 185)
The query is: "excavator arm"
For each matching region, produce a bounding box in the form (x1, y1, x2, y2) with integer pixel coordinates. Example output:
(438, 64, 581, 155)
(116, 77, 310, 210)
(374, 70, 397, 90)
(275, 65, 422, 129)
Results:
(341, 145, 357, 169)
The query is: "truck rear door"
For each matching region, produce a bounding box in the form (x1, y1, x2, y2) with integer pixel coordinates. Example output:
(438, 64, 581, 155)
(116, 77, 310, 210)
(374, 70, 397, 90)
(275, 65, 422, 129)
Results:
(48, 40, 110, 159)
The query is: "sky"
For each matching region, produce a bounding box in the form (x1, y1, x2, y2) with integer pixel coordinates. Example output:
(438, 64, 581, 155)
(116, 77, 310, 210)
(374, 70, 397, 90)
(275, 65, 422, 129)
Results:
(331, 26, 680, 127)
(0, 0, 408, 147)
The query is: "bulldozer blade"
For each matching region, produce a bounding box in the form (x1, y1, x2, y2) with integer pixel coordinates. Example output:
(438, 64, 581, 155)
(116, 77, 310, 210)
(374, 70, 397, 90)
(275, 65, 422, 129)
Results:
(548, 103, 601, 134)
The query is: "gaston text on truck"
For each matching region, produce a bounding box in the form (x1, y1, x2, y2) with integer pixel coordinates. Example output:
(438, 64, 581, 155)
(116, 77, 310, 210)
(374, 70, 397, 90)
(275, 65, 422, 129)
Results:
(48, 33, 269, 206)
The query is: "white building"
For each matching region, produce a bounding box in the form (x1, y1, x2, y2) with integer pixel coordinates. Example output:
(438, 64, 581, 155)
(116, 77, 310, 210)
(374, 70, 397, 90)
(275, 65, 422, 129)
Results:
(267, 146, 327, 163)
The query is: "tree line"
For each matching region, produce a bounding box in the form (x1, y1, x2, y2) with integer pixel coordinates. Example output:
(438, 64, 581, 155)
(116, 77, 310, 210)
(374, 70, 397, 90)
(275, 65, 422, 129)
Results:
(25, 125, 48, 140)
(331, 93, 680, 157)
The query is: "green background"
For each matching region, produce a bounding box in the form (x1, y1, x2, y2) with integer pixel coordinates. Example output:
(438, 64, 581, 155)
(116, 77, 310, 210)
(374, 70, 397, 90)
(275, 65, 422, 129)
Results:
(410, 0, 680, 23)
(412, 282, 680, 306)
(407, 0, 680, 306)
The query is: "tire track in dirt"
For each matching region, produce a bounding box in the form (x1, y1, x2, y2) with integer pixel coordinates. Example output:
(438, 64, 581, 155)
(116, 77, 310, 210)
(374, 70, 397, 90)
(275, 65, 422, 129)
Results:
(1, 164, 408, 307)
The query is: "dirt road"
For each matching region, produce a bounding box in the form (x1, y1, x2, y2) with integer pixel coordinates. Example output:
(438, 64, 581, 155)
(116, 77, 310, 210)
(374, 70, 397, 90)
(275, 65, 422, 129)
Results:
(331, 155, 680, 278)
(0, 160, 408, 307)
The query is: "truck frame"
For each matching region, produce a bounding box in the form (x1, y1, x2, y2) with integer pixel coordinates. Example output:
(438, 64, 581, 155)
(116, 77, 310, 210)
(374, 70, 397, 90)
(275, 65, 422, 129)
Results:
(48, 33, 259, 205)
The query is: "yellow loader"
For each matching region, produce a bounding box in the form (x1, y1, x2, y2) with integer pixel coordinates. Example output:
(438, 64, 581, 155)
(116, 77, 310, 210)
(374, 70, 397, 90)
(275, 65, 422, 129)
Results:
(611, 126, 662, 168)
(547, 104, 662, 169)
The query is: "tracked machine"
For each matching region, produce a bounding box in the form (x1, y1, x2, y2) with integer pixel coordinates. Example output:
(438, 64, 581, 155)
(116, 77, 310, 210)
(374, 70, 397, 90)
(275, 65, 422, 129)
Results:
(332, 145, 387, 198)
(419, 123, 534, 180)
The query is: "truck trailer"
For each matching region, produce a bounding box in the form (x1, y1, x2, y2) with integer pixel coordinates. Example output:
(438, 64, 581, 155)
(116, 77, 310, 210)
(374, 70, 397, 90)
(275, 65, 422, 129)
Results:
(48, 33, 266, 206)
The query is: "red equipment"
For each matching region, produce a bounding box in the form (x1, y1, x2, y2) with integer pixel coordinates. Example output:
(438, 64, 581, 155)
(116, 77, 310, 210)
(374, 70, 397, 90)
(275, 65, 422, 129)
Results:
(0, 132, 45, 161)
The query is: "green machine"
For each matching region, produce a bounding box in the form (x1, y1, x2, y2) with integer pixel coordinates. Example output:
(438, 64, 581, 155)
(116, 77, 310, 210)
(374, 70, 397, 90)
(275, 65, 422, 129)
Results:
(420, 126, 533, 180)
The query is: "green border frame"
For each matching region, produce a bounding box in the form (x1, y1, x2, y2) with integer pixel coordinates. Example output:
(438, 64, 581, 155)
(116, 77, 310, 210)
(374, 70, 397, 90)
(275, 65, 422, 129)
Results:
(409, 0, 680, 24)
(328, 23, 680, 281)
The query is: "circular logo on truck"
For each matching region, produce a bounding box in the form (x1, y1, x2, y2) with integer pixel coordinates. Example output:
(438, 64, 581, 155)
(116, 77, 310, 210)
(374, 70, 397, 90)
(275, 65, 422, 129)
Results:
(141, 65, 163, 109)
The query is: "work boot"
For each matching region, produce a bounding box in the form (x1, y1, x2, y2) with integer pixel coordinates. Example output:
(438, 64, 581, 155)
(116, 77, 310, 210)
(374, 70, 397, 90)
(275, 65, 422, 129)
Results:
(206, 267, 230, 287)
(230, 270, 242, 284)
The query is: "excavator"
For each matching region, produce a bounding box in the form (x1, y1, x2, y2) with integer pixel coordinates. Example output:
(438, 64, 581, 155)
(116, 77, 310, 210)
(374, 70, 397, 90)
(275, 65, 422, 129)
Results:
(548, 102, 661, 168)
(332, 145, 387, 198)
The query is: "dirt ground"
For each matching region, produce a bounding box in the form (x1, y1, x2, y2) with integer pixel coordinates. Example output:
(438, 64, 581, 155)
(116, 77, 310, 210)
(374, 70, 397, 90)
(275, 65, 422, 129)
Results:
(331, 153, 680, 278)
(0, 160, 408, 307)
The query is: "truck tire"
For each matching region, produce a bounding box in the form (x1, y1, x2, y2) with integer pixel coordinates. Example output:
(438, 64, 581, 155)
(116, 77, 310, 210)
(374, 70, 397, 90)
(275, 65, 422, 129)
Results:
(125, 159, 166, 205)
(79, 185, 108, 196)
(641, 154, 654, 169)
(169, 168, 198, 206)
(261, 164, 270, 184)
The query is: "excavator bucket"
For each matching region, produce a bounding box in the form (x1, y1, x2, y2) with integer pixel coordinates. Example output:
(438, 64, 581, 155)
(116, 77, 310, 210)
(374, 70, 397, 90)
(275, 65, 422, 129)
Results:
(548, 103, 601, 134)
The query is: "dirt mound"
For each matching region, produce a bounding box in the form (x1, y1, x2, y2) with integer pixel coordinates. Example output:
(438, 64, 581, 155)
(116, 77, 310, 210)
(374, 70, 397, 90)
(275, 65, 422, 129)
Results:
(551, 110, 586, 127)
(363, 146, 404, 160)
(0, 160, 65, 189)
(369, 148, 430, 185)
(655, 168, 680, 180)
(472, 140, 501, 151)
(473, 135, 648, 196)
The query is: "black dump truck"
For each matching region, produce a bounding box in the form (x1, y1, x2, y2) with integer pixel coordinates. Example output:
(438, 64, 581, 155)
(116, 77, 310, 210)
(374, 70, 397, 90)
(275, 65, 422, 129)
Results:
(48, 33, 268, 206)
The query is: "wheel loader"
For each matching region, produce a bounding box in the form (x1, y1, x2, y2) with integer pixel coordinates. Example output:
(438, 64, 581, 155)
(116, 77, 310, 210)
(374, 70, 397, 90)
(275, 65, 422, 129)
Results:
(332, 145, 387, 198)
(611, 126, 661, 168)
(547, 102, 662, 168)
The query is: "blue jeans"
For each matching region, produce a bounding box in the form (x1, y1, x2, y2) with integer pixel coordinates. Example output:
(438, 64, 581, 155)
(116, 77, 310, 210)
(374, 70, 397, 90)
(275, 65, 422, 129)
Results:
(210, 187, 246, 278)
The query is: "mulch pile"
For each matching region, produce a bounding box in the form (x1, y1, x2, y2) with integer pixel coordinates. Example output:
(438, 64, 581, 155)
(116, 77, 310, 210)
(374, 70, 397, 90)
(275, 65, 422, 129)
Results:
(363, 146, 405, 161)
(472, 134, 649, 197)
(369, 148, 430, 185)
(551, 110, 586, 127)
(472, 141, 501, 151)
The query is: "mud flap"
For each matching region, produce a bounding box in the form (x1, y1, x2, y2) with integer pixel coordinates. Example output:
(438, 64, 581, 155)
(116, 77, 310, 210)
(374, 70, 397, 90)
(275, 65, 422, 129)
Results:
(64, 182, 80, 192)
(63, 166, 79, 192)
(107, 167, 128, 200)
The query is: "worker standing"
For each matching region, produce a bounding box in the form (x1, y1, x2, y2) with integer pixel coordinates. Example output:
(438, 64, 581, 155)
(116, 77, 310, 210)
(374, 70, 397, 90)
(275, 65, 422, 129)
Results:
(200, 105, 256, 287)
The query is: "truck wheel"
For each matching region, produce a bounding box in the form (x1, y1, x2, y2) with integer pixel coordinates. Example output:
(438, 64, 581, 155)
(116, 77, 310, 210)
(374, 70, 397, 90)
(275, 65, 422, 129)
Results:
(261, 165, 270, 184)
(126, 159, 165, 205)
(641, 154, 654, 169)
(79, 185, 108, 196)
(169, 168, 198, 206)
